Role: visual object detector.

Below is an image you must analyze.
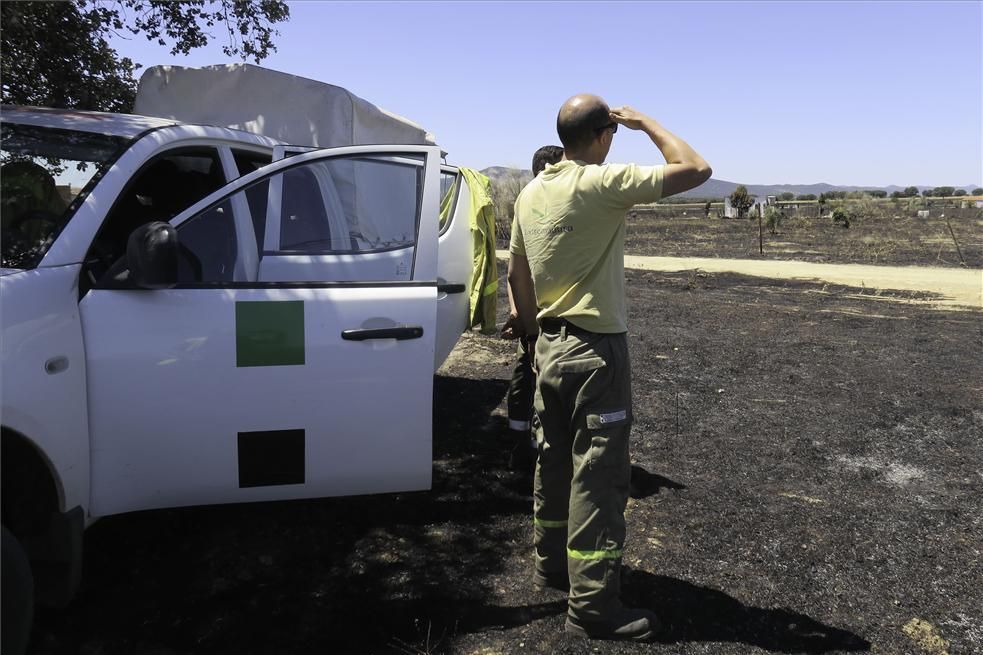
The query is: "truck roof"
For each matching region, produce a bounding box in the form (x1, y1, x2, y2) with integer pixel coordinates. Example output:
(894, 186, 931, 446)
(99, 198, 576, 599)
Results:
(1, 105, 179, 138)
(1, 105, 285, 150)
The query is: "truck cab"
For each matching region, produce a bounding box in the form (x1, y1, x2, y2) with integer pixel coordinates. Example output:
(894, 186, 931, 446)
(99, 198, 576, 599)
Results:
(0, 104, 478, 623)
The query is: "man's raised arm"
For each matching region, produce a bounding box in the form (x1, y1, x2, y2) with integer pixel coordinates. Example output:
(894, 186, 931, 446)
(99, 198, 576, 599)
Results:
(609, 106, 712, 198)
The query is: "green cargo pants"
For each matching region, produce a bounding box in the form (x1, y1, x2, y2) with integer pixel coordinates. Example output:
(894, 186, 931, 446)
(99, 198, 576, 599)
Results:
(532, 322, 632, 621)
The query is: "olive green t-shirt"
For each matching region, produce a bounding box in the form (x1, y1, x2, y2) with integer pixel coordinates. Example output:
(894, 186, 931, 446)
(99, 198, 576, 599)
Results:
(509, 159, 665, 333)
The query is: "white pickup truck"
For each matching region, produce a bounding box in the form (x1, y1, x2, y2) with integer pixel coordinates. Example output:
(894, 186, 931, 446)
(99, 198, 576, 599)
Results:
(0, 92, 481, 643)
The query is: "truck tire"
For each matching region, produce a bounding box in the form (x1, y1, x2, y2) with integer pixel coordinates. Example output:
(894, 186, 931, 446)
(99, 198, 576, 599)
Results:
(1, 525, 33, 655)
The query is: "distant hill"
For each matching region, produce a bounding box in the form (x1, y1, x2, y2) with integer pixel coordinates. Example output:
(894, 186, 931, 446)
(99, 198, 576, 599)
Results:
(481, 166, 532, 182)
(678, 179, 873, 199)
(479, 167, 976, 198)
(677, 179, 977, 199)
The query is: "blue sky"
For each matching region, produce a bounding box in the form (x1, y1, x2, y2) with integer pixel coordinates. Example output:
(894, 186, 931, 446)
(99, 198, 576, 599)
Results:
(109, 1, 982, 187)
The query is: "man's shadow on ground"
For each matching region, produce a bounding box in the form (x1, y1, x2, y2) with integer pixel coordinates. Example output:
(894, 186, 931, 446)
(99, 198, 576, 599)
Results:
(449, 570, 868, 653)
(629, 464, 686, 499)
(619, 465, 868, 653)
(620, 568, 870, 652)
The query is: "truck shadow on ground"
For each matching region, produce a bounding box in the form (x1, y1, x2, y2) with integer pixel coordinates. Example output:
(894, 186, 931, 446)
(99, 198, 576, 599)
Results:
(30, 374, 869, 655)
(30, 375, 521, 655)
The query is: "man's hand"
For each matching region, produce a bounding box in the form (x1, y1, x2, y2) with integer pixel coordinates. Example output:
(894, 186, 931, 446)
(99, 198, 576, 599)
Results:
(609, 105, 653, 131)
(501, 313, 524, 340)
(610, 105, 712, 197)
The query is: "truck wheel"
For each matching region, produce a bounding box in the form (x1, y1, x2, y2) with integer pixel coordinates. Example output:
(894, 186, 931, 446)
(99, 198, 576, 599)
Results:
(1, 525, 34, 655)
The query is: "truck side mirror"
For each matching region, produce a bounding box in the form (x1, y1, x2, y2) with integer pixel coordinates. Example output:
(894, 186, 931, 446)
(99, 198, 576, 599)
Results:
(126, 221, 178, 289)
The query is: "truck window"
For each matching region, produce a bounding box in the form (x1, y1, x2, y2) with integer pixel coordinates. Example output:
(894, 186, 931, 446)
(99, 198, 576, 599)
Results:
(232, 149, 273, 252)
(175, 198, 239, 283)
(232, 150, 272, 177)
(275, 154, 423, 254)
(438, 170, 459, 233)
(84, 148, 225, 289)
(0, 123, 129, 269)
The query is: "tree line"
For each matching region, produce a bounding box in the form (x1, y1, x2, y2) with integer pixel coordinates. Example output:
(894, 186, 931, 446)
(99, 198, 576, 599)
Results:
(770, 187, 981, 202)
(1, 0, 289, 113)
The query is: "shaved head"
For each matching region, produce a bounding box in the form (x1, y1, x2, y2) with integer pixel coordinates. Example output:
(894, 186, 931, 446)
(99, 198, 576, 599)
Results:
(556, 94, 611, 151)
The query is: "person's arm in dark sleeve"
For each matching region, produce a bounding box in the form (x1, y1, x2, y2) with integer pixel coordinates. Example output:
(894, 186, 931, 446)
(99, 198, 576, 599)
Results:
(507, 211, 539, 338)
(508, 253, 539, 339)
(501, 279, 523, 339)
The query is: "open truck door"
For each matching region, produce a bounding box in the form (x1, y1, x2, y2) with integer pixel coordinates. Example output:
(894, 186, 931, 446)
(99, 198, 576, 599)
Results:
(80, 145, 443, 517)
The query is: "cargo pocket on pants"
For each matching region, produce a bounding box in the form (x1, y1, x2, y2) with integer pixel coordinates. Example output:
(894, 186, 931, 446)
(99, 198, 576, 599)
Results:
(586, 410, 631, 471)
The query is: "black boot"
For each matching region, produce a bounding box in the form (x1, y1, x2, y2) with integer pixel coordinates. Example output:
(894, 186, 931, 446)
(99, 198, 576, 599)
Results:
(565, 607, 661, 641)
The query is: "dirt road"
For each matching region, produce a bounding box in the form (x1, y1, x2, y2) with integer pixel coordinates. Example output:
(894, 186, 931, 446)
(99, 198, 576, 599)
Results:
(498, 251, 982, 310)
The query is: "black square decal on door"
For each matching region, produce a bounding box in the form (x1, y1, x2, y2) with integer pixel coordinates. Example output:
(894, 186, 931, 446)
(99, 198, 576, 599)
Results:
(237, 429, 305, 488)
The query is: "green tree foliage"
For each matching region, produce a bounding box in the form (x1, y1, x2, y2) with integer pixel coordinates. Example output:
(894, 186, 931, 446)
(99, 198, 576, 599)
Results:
(831, 207, 850, 228)
(919, 186, 961, 198)
(903, 186, 920, 197)
(1, 0, 290, 113)
(953, 189, 967, 196)
(729, 185, 755, 219)
(796, 193, 816, 201)
(764, 206, 784, 234)
(890, 191, 904, 199)
(972, 187, 983, 195)
(847, 198, 876, 221)
(778, 192, 795, 201)
(866, 190, 887, 198)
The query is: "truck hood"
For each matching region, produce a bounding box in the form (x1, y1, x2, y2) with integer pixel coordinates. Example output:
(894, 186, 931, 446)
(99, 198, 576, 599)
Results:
(0, 268, 25, 277)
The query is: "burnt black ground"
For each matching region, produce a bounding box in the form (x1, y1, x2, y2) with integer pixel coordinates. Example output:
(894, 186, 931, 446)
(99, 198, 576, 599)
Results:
(29, 263, 982, 655)
(621, 210, 982, 268)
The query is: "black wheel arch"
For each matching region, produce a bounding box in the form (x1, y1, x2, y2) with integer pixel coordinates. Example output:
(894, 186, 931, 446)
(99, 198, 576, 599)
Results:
(1, 427, 61, 538)
(1, 427, 82, 607)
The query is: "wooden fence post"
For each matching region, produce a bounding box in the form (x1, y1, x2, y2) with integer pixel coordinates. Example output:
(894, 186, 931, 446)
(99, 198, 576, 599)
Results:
(943, 212, 966, 265)
(758, 204, 764, 254)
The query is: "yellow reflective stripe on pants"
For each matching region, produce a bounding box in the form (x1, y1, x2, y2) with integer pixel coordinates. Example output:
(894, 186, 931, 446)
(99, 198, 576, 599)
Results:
(567, 548, 623, 560)
(534, 518, 568, 528)
(483, 280, 498, 295)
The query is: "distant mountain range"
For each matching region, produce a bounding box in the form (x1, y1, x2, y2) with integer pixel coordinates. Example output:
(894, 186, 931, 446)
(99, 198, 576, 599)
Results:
(479, 167, 978, 198)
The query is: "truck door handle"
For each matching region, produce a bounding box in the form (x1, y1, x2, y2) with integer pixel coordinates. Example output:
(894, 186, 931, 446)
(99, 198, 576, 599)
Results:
(436, 283, 466, 294)
(341, 326, 425, 341)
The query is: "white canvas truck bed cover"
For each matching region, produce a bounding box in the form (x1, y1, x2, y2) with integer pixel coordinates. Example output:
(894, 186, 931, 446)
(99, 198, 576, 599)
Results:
(133, 63, 435, 148)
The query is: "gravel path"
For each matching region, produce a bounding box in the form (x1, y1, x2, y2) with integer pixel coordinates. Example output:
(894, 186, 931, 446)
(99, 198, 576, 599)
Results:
(497, 252, 982, 310)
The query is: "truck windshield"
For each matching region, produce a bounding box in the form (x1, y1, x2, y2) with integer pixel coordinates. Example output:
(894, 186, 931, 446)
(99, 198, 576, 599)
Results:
(1, 123, 130, 269)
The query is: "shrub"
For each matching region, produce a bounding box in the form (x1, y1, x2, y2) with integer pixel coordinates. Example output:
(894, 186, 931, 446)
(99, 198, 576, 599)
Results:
(489, 171, 529, 241)
(832, 207, 850, 228)
(850, 198, 878, 221)
(764, 206, 784, 234)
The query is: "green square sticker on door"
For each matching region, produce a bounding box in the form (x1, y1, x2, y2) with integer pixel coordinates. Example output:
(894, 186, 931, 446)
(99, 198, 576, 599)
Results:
(236, 300, 305, 367)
